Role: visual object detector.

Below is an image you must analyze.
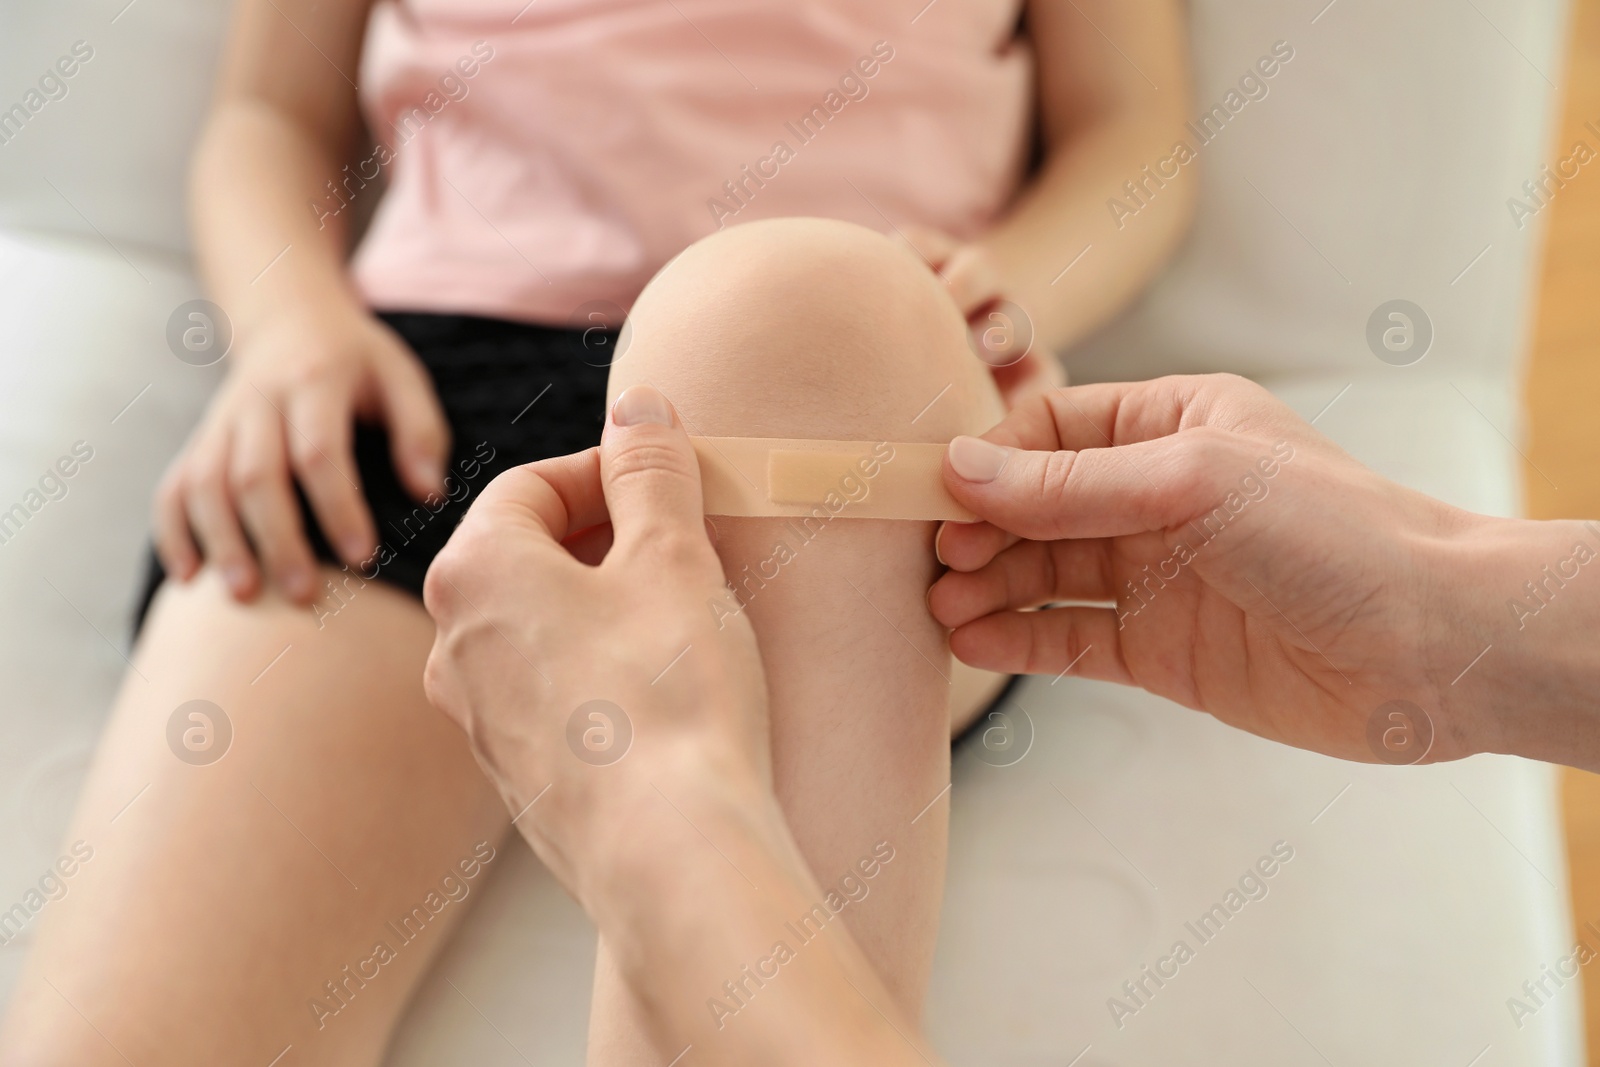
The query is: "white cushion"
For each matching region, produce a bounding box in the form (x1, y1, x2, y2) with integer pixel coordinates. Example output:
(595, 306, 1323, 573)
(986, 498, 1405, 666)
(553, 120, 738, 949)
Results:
(0, 0, 230, 257)
(1068, 0, 1565, 386)
(0, 12, 230, 991)
(0, 0, 1582, 1061)
(0, 229, 219, 992)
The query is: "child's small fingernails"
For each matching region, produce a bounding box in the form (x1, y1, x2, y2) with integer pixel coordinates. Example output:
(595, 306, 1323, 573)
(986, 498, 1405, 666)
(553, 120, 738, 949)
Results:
(224, 563, 251, 594)
(413, 458, 445, 490)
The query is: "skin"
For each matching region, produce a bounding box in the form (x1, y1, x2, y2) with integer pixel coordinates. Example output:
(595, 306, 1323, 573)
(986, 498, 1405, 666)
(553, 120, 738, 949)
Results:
(932, 373, 1600, 771)
(0, 571, 509, 1066)
(427, 375, 1600, 1066)
(0, 1, 1194, 1063)
(587, 218, 1002, 1061)
(154, 0, 448, 603)
(424, 383, 942, 1067)
(904, 0, 1195, 405)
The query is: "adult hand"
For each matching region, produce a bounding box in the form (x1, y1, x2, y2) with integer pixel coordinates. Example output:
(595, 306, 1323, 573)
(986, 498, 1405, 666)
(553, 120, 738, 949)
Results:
(153, 299, 449, 603)
(426, 387, 938, 1067)
(897, 225, 1065, 409)
(422, 384, 772, 895)
(930, 373, 1505, 765)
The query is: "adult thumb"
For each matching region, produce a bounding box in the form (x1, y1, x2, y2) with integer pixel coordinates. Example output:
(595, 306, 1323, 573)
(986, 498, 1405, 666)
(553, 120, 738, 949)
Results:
(600, 385, 714, 562)
(943, 432, 1226, 541)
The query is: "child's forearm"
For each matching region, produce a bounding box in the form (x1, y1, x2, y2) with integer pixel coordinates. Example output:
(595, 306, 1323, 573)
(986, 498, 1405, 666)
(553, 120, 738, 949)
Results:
(190, 99, 365, 338)
(188, 0, 377, 338)
(975, 0, 1194, 355)
(981, 109, 1197, 353)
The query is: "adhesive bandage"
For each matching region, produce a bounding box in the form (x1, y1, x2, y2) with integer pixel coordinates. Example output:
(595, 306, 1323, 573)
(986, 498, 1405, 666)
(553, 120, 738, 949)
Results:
(689, 437, 974, 521)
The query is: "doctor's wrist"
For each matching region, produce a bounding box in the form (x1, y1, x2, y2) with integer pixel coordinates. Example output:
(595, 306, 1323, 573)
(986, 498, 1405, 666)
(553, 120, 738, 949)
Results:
(571, 740, 783, 915)
(1435, 515, 1600, 771)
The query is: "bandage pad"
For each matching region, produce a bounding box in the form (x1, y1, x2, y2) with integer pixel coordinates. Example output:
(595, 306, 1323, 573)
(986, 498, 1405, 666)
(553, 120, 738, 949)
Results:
(689, 437, 973, 521)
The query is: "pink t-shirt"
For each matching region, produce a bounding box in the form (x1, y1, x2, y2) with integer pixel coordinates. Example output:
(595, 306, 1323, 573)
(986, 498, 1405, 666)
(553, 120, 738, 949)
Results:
(350, 0, 1032, 327)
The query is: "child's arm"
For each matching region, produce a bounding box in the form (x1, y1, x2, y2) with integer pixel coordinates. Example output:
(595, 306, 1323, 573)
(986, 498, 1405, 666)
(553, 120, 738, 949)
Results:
(990, 0, 1195, 346)
(157, 0, 450, 603)
(190, 0, 374, 339)
(908, 0, 1195, 401)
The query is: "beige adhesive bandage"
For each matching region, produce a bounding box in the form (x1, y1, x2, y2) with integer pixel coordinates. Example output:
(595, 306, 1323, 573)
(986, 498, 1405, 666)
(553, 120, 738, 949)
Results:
(689, 437, 974, 521)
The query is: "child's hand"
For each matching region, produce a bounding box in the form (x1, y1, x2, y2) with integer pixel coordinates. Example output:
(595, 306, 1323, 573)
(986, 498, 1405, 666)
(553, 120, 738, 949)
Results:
(153, 301, 449, 603)
(897, 224, 1066, 409)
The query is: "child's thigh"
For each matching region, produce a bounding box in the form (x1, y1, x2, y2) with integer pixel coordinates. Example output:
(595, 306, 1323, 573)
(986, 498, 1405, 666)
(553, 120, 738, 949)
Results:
(1, 569, 507, 1067)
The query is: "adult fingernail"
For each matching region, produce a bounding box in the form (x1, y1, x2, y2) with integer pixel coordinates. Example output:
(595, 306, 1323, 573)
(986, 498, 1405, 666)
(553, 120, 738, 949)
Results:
(934, 523, 951, 566)
(341, 536, 370, 562)
(948, 436, 1009, 483)
(611, 385, 673, 427)
(224, 563, 250, 593)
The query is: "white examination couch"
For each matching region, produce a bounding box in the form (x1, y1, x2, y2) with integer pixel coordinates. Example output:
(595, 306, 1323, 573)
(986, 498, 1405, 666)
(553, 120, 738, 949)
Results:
(0, 0, 1580, 1063)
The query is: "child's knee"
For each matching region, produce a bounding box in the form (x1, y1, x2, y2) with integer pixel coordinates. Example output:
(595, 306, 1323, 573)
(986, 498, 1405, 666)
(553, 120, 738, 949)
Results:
(609, 217, 1001, 443)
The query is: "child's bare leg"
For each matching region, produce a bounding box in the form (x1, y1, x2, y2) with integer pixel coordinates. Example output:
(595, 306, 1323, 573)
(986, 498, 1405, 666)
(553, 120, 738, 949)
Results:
(0, 573, 508, 1067)
(587, 218, 1006, 1061)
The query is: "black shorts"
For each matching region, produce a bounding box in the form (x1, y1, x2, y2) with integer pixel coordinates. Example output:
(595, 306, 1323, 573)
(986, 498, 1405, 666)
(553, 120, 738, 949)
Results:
(133, 311, 614, 632)
(131, 308, 1018, 740)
